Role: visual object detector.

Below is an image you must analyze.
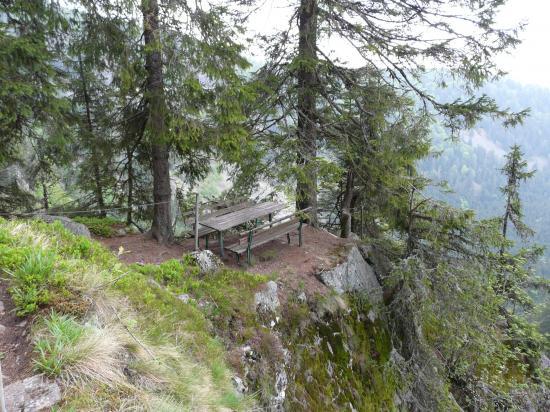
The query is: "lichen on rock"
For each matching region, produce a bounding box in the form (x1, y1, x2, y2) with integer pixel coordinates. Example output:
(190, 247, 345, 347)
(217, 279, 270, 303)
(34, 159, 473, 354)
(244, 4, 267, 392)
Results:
(186, 249, 222, 274)
(4, 374, 62, 412)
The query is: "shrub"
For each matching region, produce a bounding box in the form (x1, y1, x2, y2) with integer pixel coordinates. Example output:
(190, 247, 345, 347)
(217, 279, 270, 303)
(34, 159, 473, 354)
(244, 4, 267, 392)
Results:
(72, 216, 120, 237)
(0, 244, 28, 270)
(9, 249, 62, 316)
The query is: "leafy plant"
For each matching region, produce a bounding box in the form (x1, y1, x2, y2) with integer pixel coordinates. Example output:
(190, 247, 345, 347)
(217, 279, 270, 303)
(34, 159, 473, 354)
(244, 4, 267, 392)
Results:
(0, 244, 29, 270)
(9, 249, 60, 316)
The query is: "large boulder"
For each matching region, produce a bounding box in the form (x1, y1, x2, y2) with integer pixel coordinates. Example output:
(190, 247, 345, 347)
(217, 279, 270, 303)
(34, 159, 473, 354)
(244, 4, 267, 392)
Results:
(254, 280, 280, 312)
(186, 250, 222, 274)
(34, 214, 91, 238)
(318, 246, 383, 303)
(4, 374, 62, 411)
(0, 164, 35, 210)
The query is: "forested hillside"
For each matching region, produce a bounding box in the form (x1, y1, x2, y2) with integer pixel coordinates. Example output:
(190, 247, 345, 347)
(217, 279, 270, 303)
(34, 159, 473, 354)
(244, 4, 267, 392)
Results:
(422, 79, 550, 274)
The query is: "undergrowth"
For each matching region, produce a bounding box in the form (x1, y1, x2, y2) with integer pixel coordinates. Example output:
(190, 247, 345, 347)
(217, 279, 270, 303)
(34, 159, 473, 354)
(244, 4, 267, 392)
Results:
(135, 259, 269, 343)
(72, 216, 121, 237)
(0, 217, 256, 410)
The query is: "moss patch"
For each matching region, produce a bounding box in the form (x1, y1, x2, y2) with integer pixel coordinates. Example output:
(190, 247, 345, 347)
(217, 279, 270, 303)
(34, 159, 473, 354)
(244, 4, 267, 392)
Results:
(282, 294, 396, 411)
(72, 216, 122, 237)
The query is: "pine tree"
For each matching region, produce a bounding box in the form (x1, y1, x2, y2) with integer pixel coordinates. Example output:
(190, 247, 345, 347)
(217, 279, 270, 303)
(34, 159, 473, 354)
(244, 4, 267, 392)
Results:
(500, 144, 535, 253)
(295, 0, 319, 222)
(142, 0, 172, 243)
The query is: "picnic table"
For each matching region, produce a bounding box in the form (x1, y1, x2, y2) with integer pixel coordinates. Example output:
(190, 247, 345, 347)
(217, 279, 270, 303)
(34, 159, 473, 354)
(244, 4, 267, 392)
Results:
(199, 201, 285, 258)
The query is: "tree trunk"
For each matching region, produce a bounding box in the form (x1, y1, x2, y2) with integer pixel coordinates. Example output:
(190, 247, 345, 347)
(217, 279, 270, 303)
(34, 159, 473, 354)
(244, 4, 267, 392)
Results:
(500, 202, 510, 255)
(126, 145, 134, 226)
(296, 0, 318, 225)
(78, 54, 106, 217)
(340, 168, 354, 238)
(142, 0, 173, 243)
(41, 180, 49, 211)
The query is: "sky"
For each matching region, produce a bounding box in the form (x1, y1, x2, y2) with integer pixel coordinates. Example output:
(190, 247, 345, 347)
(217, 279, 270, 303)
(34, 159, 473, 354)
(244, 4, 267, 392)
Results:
(495, 0, 550, 89)
(246, 0, 550, 89)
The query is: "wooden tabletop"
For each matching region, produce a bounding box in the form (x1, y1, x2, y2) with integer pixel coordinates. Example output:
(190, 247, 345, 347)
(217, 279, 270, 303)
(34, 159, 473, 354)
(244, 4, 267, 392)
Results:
(200, 201, 285, 232)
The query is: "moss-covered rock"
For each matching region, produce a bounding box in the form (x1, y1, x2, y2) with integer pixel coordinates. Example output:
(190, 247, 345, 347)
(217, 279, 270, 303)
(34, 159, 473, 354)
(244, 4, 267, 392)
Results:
(281, 293, 396, 411)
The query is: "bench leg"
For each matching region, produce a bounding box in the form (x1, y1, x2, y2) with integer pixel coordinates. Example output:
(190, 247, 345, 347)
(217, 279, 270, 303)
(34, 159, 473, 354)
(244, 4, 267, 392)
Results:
(269, 213, 273, 228)
(287, 233, 291, 244)
(205, 234, 209, 249)
(236, 253, 240, 265)
(246, 247, 251, 265)
(219, 231, 225, 258)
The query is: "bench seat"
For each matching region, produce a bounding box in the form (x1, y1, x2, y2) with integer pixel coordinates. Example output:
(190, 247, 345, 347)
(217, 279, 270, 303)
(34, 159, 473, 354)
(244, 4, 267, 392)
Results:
(225, 219, 304, 263)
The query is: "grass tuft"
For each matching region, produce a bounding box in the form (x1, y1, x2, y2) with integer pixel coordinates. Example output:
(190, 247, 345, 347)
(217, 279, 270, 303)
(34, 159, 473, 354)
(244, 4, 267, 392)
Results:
(34, 312, 85, 376)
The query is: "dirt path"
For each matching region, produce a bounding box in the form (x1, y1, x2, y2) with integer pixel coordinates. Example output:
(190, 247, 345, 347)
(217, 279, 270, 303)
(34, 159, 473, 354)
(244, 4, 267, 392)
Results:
(99, 226, 353, 299)
(0, 281, 33, 385)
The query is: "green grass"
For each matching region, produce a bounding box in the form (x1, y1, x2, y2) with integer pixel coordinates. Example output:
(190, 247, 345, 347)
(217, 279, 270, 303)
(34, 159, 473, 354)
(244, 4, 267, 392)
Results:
(134, 259, 269, 344)
(34, 312, 85, 376)
(0, 218, 256, 410)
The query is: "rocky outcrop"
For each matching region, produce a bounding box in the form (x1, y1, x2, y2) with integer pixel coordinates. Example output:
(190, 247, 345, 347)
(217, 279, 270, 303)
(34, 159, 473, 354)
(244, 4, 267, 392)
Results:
(34, 214, 91, 238)
(0, 164, 35, 210)
(318, 245, 383, 303)
(4, 374, 61, 411)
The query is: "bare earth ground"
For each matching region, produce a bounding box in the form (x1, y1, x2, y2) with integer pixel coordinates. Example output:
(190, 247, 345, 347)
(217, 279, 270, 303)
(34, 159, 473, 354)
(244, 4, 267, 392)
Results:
(99, 226, 353, 300)
(0, 280, 33, 385)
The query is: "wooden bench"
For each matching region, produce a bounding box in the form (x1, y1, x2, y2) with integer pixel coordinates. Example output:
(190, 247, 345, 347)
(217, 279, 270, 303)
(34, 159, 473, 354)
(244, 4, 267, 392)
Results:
(225, 208, 310, 264)
(182, 200, 255, 247)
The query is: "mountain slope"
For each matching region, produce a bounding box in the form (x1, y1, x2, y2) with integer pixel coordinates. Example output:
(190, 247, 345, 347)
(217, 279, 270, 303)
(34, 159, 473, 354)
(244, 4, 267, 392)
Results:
(421, 79, 550, 275)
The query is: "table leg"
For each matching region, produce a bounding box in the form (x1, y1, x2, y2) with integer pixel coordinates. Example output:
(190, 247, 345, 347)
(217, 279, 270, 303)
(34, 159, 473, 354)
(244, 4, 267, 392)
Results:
(269, 213, 273, 228)
(219, 231, 225, 258)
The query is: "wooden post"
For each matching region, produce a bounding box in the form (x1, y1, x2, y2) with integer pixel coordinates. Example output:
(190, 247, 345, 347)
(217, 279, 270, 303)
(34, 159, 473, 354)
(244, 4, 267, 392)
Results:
(360, 206, 364, 238)
(194, 193, 199, 251)
(0, 361, 6, 412)
(247, 230, 253, 264)
(219, 231, 225, 258)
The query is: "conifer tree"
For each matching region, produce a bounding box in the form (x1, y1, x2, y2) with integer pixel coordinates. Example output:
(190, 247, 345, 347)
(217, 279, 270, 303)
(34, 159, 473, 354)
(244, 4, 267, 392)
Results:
(74, 0, 252, 241)
(142, 0, 172, 242)
(500, 144, 535, 253)
(295, 0, 319, 222)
